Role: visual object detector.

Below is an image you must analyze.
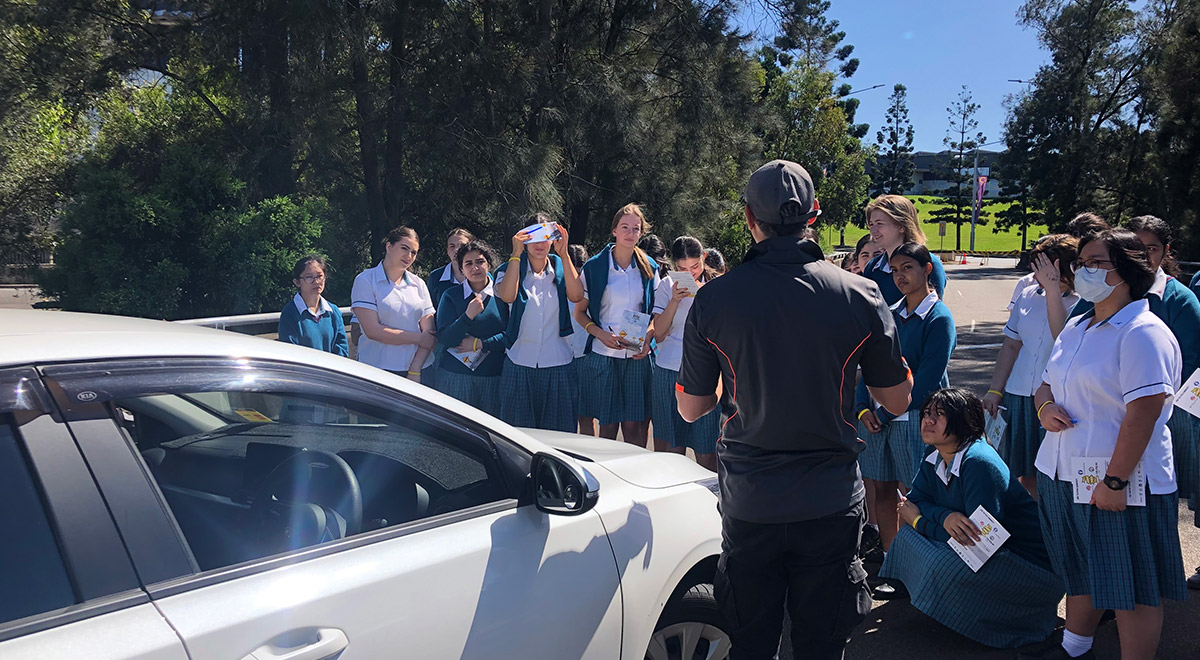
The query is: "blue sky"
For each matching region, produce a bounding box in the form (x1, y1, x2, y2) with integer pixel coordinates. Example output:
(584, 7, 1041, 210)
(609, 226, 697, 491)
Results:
(734, 0, 1049, 152)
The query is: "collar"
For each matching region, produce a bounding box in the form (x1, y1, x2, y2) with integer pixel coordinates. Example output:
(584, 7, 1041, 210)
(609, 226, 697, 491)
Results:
(1148, 268, 1169, 299)
(526, 257, 555, 277)
(462, 277, 495, 299)
(892, 291, 939, 319)
(925, 446, 966, 485)
(293, 293, 332, 316)
(371, 262, 416, 287)
(1074, 298, 1149, 329)
(743, 236, 824, 266)
(608, 250, 637, 273)
(438, 263, 462, 283)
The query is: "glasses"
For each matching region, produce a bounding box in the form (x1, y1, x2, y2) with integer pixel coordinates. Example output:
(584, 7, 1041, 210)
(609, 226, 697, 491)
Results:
(299, 274, 326, 283)
(1072, 258, 1113, 274)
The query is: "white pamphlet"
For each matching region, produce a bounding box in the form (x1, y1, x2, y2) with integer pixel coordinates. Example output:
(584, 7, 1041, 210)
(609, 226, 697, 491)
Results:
(447, 347, 490, 371)
(947, 505, 1010, 573)
(1070, 457, 1146, 506)
(612, 310, 651, 351)
(520, 222, 562, 243)
(984, 407, 1008, 449)
(1173, 368, 1200, 420)
(668, 271, 700, 296)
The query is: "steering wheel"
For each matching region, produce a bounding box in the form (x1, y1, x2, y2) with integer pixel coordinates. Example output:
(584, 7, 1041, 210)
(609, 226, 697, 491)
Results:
(251, 449, 363, 553)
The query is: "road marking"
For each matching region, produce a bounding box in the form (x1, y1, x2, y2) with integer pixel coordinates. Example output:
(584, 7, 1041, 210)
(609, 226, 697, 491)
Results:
(955, 343, 1003, 351)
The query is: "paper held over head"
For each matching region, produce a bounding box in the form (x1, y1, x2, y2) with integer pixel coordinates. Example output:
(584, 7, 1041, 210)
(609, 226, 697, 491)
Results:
(668, 271, 699, 296)
(520, 222, 562, 243)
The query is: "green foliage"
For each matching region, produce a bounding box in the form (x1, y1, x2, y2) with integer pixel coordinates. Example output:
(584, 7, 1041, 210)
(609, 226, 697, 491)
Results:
(927, 86, 992, 250)
(872, 84, 916, 196)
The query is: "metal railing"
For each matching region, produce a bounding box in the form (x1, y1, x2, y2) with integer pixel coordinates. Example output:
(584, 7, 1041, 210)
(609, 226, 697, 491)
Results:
(175, 308, 354, 331)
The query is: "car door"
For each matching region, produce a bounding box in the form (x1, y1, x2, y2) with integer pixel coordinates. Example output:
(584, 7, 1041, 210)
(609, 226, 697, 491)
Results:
(43, 358, 624, 660)
(0, 367, 187, 660)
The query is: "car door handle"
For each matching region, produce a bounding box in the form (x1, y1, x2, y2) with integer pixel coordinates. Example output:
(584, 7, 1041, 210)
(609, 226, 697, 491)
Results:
(241, 627, 349, 660)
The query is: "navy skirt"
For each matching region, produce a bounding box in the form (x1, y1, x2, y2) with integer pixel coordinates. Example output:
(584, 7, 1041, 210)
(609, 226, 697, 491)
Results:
(881, 526, 1063, 648)
(1001, 392, 1045, 480)
(577, 352, 653, 425)
(497, 359, 579, 433)
(1037, 472, 1187, 610)
(858, 416, 922, 489)
(1168, 406, 1197, 502)
(435, 370, 500, 417)
(651, 365, 719, 453)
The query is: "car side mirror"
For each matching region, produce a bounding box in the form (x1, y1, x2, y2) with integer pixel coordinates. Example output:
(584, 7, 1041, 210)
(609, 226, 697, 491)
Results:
(530, 452, 599, 515)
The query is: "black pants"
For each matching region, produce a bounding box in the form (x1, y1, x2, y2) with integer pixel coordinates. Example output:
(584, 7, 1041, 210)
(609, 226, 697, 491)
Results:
(714, 502, 870, 660)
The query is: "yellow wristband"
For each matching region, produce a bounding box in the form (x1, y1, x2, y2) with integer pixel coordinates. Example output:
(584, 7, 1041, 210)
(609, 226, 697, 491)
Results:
(473, 338, 479, 351)
(584, 322, 595, 332)
(407, 371, 421, 376)
(987, 389, 1003, 397)
(508, 256, 521, 262)
(857, 408, 870, 420)
(911, 515, 923, 530)
(1036, 400, 1052, 419)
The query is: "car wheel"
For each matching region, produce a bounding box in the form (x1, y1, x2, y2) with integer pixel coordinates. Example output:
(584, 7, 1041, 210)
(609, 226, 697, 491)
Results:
(645, 583, 731, 660)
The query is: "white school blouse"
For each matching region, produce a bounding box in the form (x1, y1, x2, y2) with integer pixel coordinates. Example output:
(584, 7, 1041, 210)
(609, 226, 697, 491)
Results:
(351, 263, 435, 371)
(580, 253, 659, 359)
(1003, 286, 1081, 397)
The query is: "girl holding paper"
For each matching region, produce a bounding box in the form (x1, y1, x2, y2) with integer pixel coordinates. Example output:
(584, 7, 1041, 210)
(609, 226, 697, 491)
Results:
(494, 214, 585, 432)
(650, 236, 719, 470)
(1032, 229, 1186, 660)
(435, 241, 508, 416)
(856, 243, 956, 558)
(982, 235, 1080, 499)
(575, 203, 661, 446)
(351, 226, 437, 382)
(883, 388, 1063, 648)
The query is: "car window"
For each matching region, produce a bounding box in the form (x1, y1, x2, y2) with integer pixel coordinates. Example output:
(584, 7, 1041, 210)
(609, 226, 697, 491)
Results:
(0, 417, 77, 625)
(94, 365, 511, 573)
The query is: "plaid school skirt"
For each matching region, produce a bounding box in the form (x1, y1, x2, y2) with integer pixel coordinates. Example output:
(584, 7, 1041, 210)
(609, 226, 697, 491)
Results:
(651, 365, 719, 454)
(1037, 472, 1187, 610)
(577, 352, 653, 426)
(497, 358, 579, 433)
(1000, 392, 1046, 480)
(881, 526, 1063, 648)
(858, 416, 922, 489)
(1168, 406, 1197, 502)
(435, 370, 500, 417)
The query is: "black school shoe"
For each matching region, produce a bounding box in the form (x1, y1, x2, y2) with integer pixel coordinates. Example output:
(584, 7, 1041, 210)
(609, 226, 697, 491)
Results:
(859, 524, 882, 562)
(1188, 567, 1200, 590)
(1016, 638, 1096, 660)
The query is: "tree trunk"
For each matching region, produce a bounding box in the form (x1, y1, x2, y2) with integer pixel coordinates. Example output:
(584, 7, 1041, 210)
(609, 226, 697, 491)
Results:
(383, 1, 411, 226)
(348, 0, 389, 260)
(253, 0, 296, 199)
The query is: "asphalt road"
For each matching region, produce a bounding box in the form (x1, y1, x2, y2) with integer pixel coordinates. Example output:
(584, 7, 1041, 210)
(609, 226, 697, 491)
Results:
(778, 258, 1200, 660)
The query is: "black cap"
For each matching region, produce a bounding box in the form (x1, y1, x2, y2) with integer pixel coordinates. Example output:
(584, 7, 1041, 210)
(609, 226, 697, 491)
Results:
(743, 160, 821, 225)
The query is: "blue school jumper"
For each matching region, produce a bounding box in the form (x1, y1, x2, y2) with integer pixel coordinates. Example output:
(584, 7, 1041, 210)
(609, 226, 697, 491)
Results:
(880, 440, 1063, 648)
(426, 264, 459, 312)
(863, 250, 947, 306)
(278, 297, 349, 357)
(436, 284, 509, 378)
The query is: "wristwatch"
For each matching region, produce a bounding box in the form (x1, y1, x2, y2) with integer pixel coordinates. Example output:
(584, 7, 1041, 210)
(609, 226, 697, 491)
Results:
(1103, 474, 1129, 491)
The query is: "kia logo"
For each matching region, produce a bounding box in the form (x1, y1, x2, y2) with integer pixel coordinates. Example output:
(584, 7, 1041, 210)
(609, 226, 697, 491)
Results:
(76, 391, 98, 402)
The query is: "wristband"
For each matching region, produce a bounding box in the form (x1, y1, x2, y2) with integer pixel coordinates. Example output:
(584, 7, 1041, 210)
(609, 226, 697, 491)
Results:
(987, 389, 1002, 397)
(508, 256, 521, 262)
(1036, 400, 1052, 419)
(473, 338, 479, 351)
(407, 371, 421, 376)
(584, 322, 595, 333)
(857, 408, 870, 421)
(911, 515, 923, 530)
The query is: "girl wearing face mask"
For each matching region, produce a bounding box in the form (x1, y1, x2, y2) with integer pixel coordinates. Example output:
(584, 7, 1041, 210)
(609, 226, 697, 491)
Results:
(494, 214, 585, 432)
(855, 243, 956, 568)
(434, 241, 508, 416)
(351, 226, 437, 382)
(862, 195, 947, 304)
(1033, 229, 1187, 660)
(576, 203, 661, 446)
(649, 236, 720, 471)
(279, 254, 349, 357)
(983, 235, 1081, 500)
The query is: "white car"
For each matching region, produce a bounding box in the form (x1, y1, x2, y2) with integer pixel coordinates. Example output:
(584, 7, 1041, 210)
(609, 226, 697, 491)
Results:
(0, 310, 728, 660)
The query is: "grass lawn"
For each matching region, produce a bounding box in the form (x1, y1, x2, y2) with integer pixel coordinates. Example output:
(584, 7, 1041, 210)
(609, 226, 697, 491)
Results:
(822, 195, 1049, 253)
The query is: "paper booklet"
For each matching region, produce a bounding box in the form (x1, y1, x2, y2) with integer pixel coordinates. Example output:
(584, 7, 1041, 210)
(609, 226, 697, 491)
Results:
(947, 505, 1010, 573)
(1070, 457, 1146, 506)
(612, 310, 652, 351)
(668, 271, 700, 296)
(984, 408, 1008, 449)
(447, 347, 490, 371)
(1173, 367, 1200, 419)
(520, 222, 562, 243)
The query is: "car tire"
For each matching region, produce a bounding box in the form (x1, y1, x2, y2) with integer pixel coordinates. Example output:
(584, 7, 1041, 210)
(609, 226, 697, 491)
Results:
(645, 583, 732, 660)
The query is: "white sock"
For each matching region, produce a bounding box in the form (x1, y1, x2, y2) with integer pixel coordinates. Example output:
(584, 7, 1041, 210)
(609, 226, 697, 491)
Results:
(1061, 630, 1093, 657)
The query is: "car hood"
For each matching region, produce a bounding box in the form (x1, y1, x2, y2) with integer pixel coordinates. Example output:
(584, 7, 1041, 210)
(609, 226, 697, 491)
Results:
(522, 429, 715, 488)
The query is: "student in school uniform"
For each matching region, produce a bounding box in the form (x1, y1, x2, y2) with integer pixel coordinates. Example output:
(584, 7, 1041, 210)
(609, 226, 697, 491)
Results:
(494, 215, 584, 432)
(704, 247, 726, 277)
(856, 243, 956, 573)
(566, 244, 597, 436)
(883, 388, 1063, 648)
(435, 241, 508, 416)
(424, 228, 475, 389)
(351, 226, 437, 382)
(861, 195, 947, 304)
(983, 235, 1081, 499)
(650, 236, 719, 471)
(575, 203, 661, 446)
(278, 254, 349, 357)
(1026, 229, 1187, 660)
(1008, 214, 1109, 311)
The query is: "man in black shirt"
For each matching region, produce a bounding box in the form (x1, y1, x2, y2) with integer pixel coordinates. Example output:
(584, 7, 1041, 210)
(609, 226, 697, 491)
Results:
(677, 160, 913, 660)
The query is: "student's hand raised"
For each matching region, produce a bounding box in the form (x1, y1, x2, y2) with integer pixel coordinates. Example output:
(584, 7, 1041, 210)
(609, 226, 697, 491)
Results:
(1031, 253, 1061, 292)
(552, 223, 569, 257)
(466, 293, 486, 319)
(943, 512, 982, 546)
(669, 280, 690, 304)
(511, 230, 532, 257)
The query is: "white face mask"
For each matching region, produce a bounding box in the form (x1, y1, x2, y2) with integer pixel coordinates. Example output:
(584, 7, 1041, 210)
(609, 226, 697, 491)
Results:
(1074, 266, 1118, 303)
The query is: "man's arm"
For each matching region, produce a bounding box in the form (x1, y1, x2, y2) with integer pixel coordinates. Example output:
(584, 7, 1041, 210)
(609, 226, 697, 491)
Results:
(676, 297, 722, 423)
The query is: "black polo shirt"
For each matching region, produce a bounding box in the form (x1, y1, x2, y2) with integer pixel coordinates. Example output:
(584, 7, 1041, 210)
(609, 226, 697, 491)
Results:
(678, 236, 909, 523)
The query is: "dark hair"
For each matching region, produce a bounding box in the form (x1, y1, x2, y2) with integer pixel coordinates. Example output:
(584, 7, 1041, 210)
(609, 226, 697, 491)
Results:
(840, 252, 856, 270)
(921, 388, 985, 450)
(1078, 229, 1156, 300)
(383, 225, 419, 247)
(638, 233, 670, 271)
(1065, 212, 1108, 240)
(889, 242, 934, 285)
(670, 236, 703, 262)
(454, 240, 496, 271)
(755, 221, 808, 238)
(1030, 234, 1079, 289)
(292, 254, 328, 280)
(854, 233, 873, 256)
(1125, 215, 1180, 278)
(567, 244, 588, 270)
(704, 247, 726, 274)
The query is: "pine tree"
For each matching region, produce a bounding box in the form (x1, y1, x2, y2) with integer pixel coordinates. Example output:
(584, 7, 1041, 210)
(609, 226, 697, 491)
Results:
(928, 86, 987, 251)
(872, 84, 915, 196)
